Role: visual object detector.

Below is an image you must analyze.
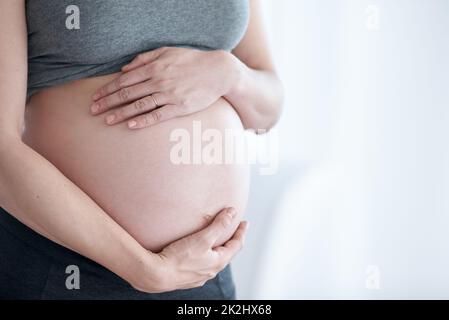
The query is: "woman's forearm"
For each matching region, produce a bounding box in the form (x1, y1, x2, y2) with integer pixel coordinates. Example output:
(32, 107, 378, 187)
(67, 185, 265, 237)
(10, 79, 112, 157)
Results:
(223, 52, 284, 132)
(0, 135, 160, 290)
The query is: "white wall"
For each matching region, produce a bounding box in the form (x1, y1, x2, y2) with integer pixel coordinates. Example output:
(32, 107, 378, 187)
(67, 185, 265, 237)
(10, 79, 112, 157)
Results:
(233, 0, 449, 299)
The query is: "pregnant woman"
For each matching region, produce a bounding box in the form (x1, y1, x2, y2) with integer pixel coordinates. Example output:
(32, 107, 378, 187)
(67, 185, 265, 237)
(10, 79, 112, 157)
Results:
(0, 0, 283, 299)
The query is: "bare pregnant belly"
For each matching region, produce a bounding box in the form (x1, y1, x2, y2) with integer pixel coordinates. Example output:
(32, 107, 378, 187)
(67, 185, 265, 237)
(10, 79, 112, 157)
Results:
(22, 73, 250, 252)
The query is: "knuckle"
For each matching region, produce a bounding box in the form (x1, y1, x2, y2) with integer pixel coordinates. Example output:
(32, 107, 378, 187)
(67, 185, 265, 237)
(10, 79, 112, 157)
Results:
(157, 78, 170, 88)
(138, 67, 148, 79)
(202, 214, 213, 223)
(152, 62, 163, 73)
(220, 215, 231, 229)
(118, 87, 130, 102)
(114, 76, 124, 90)
(144, 64, 154, 76)
(167, 87, 178, 98)
(142, 114, 151, 126)
(147, 61, 161, 78)
(151, 110, 163, 122)
(134, 98, 147, 111)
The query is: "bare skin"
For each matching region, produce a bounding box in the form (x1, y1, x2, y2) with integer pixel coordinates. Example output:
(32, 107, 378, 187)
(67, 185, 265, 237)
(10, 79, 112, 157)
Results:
(24, 73, 250, 252)
(0, 0, 282, 293)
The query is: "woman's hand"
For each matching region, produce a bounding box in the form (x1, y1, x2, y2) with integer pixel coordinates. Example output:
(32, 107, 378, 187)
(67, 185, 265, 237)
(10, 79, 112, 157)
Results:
(90, 47, 240, 129)
(133, 207, 248, 293)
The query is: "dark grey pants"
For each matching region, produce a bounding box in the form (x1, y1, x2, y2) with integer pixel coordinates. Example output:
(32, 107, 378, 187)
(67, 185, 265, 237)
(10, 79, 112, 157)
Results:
(0, 207, 236, 300)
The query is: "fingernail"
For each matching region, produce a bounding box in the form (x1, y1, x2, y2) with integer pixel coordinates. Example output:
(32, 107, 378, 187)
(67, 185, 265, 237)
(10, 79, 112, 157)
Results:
(106, 114, 116, 124)
(128, 120, 137, 128)
(227, 208, 236, 218)
(90, 103, 99, 114)
(92, 93, 100, 100)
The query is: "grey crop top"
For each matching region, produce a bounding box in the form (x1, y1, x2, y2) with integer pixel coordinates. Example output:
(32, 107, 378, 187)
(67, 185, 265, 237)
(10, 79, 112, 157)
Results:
(25, 0, 249, 98)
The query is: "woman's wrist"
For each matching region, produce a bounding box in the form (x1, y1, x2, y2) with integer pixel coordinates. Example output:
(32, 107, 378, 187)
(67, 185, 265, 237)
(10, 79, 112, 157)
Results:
(128, 250, 168, 293)
(218, 50, 248, 104)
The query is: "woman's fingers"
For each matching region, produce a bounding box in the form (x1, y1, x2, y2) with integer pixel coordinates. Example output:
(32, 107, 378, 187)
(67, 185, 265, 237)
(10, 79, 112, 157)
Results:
(154, 208, 246, 292)
(91, 47, 169, 104)
(105, 92, 169, 125)
(189, 208, 239, 250)
(122, 47, 168, 72)
(213, 221, 248, 262)
(127, 104, 181, 129)
(91, 79, 159, 114)
(92, 62, 161, 102)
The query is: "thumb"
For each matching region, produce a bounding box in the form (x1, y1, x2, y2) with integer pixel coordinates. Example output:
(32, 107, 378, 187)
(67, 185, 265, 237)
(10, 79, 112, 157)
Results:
(193, 207, 238, 247)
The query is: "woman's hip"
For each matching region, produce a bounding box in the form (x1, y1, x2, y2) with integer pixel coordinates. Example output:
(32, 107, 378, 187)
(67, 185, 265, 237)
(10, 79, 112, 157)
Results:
(0, 206, 235, 300)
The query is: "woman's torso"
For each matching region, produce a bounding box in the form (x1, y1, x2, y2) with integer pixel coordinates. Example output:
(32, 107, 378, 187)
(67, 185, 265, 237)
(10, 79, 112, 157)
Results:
(24, 73, 250, 252)
(23, 1, 250, 252)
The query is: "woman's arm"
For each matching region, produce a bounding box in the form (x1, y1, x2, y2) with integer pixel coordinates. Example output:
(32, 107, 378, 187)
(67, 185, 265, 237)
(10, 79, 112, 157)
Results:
(224, 0, 284, 131)
(0, 0, 245, 293)
(0, 0, 161, 290)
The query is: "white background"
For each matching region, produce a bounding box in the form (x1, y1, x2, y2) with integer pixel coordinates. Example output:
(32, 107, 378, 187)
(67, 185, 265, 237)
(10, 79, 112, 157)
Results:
(233, 0, 449, 299)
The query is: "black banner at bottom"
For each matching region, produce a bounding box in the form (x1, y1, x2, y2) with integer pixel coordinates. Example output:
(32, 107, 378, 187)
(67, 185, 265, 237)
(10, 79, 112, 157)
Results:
(0, 299, 445, 318)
